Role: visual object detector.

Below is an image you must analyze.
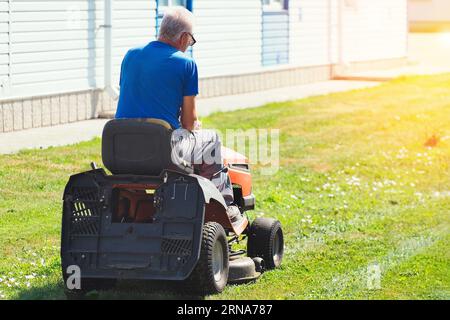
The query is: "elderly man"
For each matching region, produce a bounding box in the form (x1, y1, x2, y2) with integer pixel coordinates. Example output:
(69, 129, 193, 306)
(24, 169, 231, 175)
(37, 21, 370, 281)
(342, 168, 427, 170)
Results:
(115, 7, 241, 222)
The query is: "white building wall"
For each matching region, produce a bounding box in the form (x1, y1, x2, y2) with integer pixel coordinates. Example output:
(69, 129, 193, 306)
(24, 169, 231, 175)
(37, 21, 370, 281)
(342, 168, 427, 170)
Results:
(289, 0, 407, 67)
(0, 0, 9, 95)
(341, 0, 408, 63)
(0, 0, 409, 132)
(409, 0, 450, 22)
(112, 0, 156, 86)
(193, 0, 262, 77)
(289, 0, 339, 67)
(0, 0, 156, 100)
(7, 0, 104, 98)
(0, 0, 409, 99)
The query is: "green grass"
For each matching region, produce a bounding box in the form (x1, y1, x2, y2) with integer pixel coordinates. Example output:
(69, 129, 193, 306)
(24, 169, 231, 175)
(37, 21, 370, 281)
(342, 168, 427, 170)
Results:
(1, 74, 449, 300)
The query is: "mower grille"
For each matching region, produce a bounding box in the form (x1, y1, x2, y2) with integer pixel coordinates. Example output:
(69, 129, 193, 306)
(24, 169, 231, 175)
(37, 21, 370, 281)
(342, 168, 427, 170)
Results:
(69, 187, 101, 235)
(161, 238, 192, 256)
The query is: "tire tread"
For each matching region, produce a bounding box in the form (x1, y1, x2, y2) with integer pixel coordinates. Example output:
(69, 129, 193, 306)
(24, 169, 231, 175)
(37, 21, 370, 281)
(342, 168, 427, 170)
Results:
(186, 222, 229, 295)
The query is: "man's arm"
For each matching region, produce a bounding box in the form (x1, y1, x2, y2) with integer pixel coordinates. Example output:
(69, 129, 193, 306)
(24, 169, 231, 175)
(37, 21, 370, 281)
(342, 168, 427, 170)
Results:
(181, 95, 198, 131)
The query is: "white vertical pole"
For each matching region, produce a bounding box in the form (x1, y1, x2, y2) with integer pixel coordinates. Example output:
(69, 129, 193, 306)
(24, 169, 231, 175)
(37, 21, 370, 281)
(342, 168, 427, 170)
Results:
(337, 0, 344, 72)
(104, 0, 119, 100)
(5, 0, 12, 95)
(327, 0, 333, 77)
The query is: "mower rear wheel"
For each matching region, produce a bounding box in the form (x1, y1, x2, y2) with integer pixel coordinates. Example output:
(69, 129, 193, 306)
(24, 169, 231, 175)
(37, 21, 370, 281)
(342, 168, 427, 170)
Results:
(187, 222, 229, 295)
(247, 218, 284, 269)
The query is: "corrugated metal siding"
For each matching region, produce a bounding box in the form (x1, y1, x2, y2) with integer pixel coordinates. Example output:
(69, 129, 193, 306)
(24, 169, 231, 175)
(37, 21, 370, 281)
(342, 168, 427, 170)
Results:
(262, 11, 289, 66)
(192, 0, 262, 77)
(341, 0, 407, 62)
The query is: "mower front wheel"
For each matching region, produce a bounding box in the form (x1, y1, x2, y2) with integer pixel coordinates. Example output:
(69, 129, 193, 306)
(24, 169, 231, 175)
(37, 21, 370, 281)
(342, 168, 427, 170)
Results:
(187, 222, 229, 295)
(247, 218, 284, 269)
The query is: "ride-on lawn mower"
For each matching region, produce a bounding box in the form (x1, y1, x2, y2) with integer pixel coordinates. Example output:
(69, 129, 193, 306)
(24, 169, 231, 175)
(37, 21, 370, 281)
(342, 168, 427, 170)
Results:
(61, 118, 284, 297)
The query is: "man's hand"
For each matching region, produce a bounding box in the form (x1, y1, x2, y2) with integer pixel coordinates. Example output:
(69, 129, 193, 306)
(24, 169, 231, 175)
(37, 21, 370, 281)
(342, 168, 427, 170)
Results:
(193, 119, 202, 130)
(181, 95, 198, 131)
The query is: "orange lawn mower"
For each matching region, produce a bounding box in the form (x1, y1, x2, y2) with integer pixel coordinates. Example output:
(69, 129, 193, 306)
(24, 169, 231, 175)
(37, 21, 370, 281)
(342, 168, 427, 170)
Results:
(61, 118, 284, 297)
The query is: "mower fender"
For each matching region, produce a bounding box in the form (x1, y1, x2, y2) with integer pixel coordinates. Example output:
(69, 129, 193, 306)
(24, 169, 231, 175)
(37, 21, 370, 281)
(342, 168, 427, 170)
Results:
(192, 173, 248, 235)
(189, 174, 228, 209)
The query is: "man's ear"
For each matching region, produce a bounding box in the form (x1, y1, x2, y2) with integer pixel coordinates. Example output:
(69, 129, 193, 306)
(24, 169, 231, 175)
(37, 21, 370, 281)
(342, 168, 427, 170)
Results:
(180, 33, 189, 51)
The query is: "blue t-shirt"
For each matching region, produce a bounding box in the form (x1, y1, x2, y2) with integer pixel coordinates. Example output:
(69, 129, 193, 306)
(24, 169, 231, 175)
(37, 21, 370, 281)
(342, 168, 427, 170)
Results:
(115, 41, 199, 129)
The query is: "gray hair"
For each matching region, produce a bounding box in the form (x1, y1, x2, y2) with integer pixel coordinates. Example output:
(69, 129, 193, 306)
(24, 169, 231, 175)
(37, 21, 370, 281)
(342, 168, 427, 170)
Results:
(158, 7, 194, 42)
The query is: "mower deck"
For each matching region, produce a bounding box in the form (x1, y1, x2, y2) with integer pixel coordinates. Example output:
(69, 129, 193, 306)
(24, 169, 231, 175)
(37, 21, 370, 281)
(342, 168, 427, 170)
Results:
(228, 257, 263, 284)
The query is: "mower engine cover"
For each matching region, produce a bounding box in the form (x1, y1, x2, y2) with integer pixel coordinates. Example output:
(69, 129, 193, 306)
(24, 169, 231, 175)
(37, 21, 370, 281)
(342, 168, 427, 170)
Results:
(61, 169, 226, 281)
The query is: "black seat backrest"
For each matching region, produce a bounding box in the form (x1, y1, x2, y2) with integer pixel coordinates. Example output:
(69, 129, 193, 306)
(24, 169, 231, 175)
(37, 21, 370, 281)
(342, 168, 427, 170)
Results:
(102, 118, 173, 175)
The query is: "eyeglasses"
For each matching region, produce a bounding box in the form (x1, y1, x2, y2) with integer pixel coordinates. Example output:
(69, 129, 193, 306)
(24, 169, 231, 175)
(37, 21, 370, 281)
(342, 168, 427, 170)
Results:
(187, 32, 196, 47)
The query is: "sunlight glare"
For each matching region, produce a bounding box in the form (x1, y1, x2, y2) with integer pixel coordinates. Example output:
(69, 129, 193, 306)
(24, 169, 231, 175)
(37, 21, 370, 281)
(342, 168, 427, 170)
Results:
(438, 32, 450, 49)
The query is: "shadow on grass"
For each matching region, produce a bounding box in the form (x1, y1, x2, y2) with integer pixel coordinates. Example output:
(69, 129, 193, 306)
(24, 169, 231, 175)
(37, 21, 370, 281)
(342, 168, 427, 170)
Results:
(14, 282, 67, 300)
(14, 279, 205, 300)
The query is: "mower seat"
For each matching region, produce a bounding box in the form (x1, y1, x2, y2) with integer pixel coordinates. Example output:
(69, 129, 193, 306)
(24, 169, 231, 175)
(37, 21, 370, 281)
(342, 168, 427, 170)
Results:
(102, 118, 174, 176)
